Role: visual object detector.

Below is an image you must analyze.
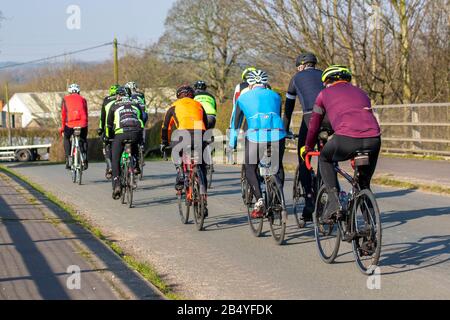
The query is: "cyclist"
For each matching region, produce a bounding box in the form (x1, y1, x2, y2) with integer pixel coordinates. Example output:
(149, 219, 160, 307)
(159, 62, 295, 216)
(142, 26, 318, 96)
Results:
(98, 84, 119, 179)
(229, 70, 286, 218)
(125, 81, 148, 125)
(229, 67, 256, 132)
(194, 80, 217, 172)
(283, 52, 327, 220)
(302, 65, 381, 223)
(160, 85, 209, 214)
(193, 80, 217, 129)
(59, 83, 89, 170)
(106, 86, 145, 199)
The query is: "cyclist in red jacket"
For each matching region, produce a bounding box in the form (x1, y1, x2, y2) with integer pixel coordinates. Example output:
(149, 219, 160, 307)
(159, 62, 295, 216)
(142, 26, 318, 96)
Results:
(59, 83, 89, 170)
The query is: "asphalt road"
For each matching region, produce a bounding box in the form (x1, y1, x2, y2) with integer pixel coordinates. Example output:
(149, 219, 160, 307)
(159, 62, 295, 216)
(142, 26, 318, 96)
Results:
(6, 161, 450, 299)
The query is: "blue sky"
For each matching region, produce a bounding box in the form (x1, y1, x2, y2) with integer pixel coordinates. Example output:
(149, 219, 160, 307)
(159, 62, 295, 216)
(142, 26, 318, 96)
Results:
(0, 0, 176, 63)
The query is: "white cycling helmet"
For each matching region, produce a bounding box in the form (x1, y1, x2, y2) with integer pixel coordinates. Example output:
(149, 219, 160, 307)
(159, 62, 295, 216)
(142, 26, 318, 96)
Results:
(68, 83, 81, 94)
(124, 81, 138, 92)
(246, 70, 269, 86)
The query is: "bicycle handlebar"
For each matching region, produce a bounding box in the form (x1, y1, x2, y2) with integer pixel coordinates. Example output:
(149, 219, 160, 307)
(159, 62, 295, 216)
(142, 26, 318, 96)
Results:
(305, 151, 320, 171)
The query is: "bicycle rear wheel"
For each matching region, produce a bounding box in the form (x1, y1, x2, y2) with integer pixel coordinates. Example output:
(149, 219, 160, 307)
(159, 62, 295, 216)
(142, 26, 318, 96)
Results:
(267, 177, 287, 245)
(127, 170, 134, 208)
(192, 172, 206, 231)
(139, 147, 145, 181)
(292, 165, 306, 229)
(352, 189, 382, 275)
(77, 149, 83, 185)
(313, 185, 341, 264)
(120, 164, 127, 205)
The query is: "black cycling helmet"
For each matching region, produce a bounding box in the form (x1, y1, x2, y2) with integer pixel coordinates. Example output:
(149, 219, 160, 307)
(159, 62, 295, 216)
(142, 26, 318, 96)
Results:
(116, 86, 131, 97)
(176, 85, 195, 99)
(296, 52, 318, 67)
(193, 80, 207, 91)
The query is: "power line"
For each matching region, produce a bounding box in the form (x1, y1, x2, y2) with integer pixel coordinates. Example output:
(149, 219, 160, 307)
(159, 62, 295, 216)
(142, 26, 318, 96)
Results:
(0, 42, 113, 71)
(118, 43, 205, 62)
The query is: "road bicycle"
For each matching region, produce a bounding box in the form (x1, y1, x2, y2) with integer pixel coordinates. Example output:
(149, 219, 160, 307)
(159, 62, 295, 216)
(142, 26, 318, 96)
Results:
(165, 146, 208, 231)
(306, 151, 382, 275)
(69, 127, 85, 185)
(243, 147, 288, 245)
(120, 141, 137, 208)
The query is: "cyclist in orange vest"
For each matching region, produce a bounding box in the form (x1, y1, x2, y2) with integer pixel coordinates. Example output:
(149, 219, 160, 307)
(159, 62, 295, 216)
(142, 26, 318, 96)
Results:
(161, 85, 209, 203)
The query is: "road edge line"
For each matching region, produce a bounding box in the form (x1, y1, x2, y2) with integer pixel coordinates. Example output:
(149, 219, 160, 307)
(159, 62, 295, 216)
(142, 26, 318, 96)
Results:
(0, 165, 183, 300)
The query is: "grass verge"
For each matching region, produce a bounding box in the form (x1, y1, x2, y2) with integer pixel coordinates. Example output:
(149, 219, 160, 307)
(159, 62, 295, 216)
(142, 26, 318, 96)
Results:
(0, 164, 182, 300)
(380, 152, 449, 161)
(372, 175, 450, 195)
(283, 164, 449, 195)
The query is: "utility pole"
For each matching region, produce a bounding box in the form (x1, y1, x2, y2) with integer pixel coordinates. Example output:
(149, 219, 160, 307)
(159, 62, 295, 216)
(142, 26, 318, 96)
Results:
(113, 38, 119, 84)
(5, 82, 12, 146)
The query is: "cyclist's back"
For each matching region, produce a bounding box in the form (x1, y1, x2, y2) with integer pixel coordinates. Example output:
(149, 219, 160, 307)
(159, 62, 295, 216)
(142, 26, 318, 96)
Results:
(231, 87, 285, 144)
(229, 70, 286, 219)
(107, 87, 144, 199)
(60, 84, 88, 170)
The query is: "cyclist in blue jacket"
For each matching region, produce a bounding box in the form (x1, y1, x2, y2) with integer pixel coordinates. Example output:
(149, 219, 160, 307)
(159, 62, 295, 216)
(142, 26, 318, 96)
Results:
(229, 70, 287, 218)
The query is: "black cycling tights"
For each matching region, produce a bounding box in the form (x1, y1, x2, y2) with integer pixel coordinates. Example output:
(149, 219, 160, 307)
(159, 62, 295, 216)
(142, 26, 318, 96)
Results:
(64, 126, 88, 158)
(319, 135, 381, 191)
(111, 131, 143, 183)
(244, 139, 285, 200)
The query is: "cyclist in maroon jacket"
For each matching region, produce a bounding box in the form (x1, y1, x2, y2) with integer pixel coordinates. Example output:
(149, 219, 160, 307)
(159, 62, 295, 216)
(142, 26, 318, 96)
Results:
(302, 65, 381, 222)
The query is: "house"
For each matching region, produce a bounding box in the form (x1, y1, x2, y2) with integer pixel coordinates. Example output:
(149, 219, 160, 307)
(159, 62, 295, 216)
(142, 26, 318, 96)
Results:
(2, 88, 175, 128)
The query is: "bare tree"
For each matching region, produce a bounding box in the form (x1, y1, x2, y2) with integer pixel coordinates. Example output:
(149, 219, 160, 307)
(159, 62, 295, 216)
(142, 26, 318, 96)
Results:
(160, 0, 247, 102)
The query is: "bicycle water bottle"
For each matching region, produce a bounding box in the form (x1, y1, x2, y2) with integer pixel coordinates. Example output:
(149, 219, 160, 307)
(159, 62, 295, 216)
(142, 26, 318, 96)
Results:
(339, 191, 348, 211)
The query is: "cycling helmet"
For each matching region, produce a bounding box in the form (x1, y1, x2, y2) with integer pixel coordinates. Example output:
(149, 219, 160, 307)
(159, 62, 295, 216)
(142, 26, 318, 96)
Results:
(296, 52, 318, 67)
(124, 81, 138, 92)
(116, 86, 131, 97)
(68, 83, 80, 94)
(246, 70, 269, 86)
(109, 84, 119, 96)
(193, 80, 207, 91)
(322, 65, 352, 83)
(241, 67, 257, 81)
(176, 85, 195, 99)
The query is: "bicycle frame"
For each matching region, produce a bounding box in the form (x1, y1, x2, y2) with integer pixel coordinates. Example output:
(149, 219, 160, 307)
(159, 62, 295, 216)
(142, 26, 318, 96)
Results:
(181, 151, 207, 202)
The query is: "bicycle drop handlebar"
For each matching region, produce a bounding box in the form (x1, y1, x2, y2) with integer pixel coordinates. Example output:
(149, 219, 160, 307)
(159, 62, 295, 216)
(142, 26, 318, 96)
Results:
(305, 152, 320, 171)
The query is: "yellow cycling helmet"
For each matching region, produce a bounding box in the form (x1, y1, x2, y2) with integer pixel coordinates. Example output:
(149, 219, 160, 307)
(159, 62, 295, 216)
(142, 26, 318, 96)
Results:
(322, 65, 352, 83)
(241, 67, 257, 81)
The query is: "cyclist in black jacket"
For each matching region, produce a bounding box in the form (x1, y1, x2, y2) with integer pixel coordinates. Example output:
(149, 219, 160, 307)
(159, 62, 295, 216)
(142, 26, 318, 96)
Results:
(98, 85, 119, 179)
(283, 53, 327, 220)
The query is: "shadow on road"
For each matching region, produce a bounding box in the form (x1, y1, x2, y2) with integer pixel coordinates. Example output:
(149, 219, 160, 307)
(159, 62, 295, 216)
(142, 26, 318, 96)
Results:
(0, 171, 164, 300)
(375, 188, 417, 199)
(382, 206, 450, 230)
(381, 235, 450, 275)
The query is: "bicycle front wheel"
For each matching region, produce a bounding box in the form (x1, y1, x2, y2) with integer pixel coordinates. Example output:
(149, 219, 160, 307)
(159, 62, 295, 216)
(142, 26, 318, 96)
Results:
(267, 177, 287, 245)
(351, 189, 382, 275)
(292, 165, 306, 229)
(192, 172, 206, 231)
(313, 185, 341, 264)
(127, 170, 134, 208)
(245, 176, 263, 237)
